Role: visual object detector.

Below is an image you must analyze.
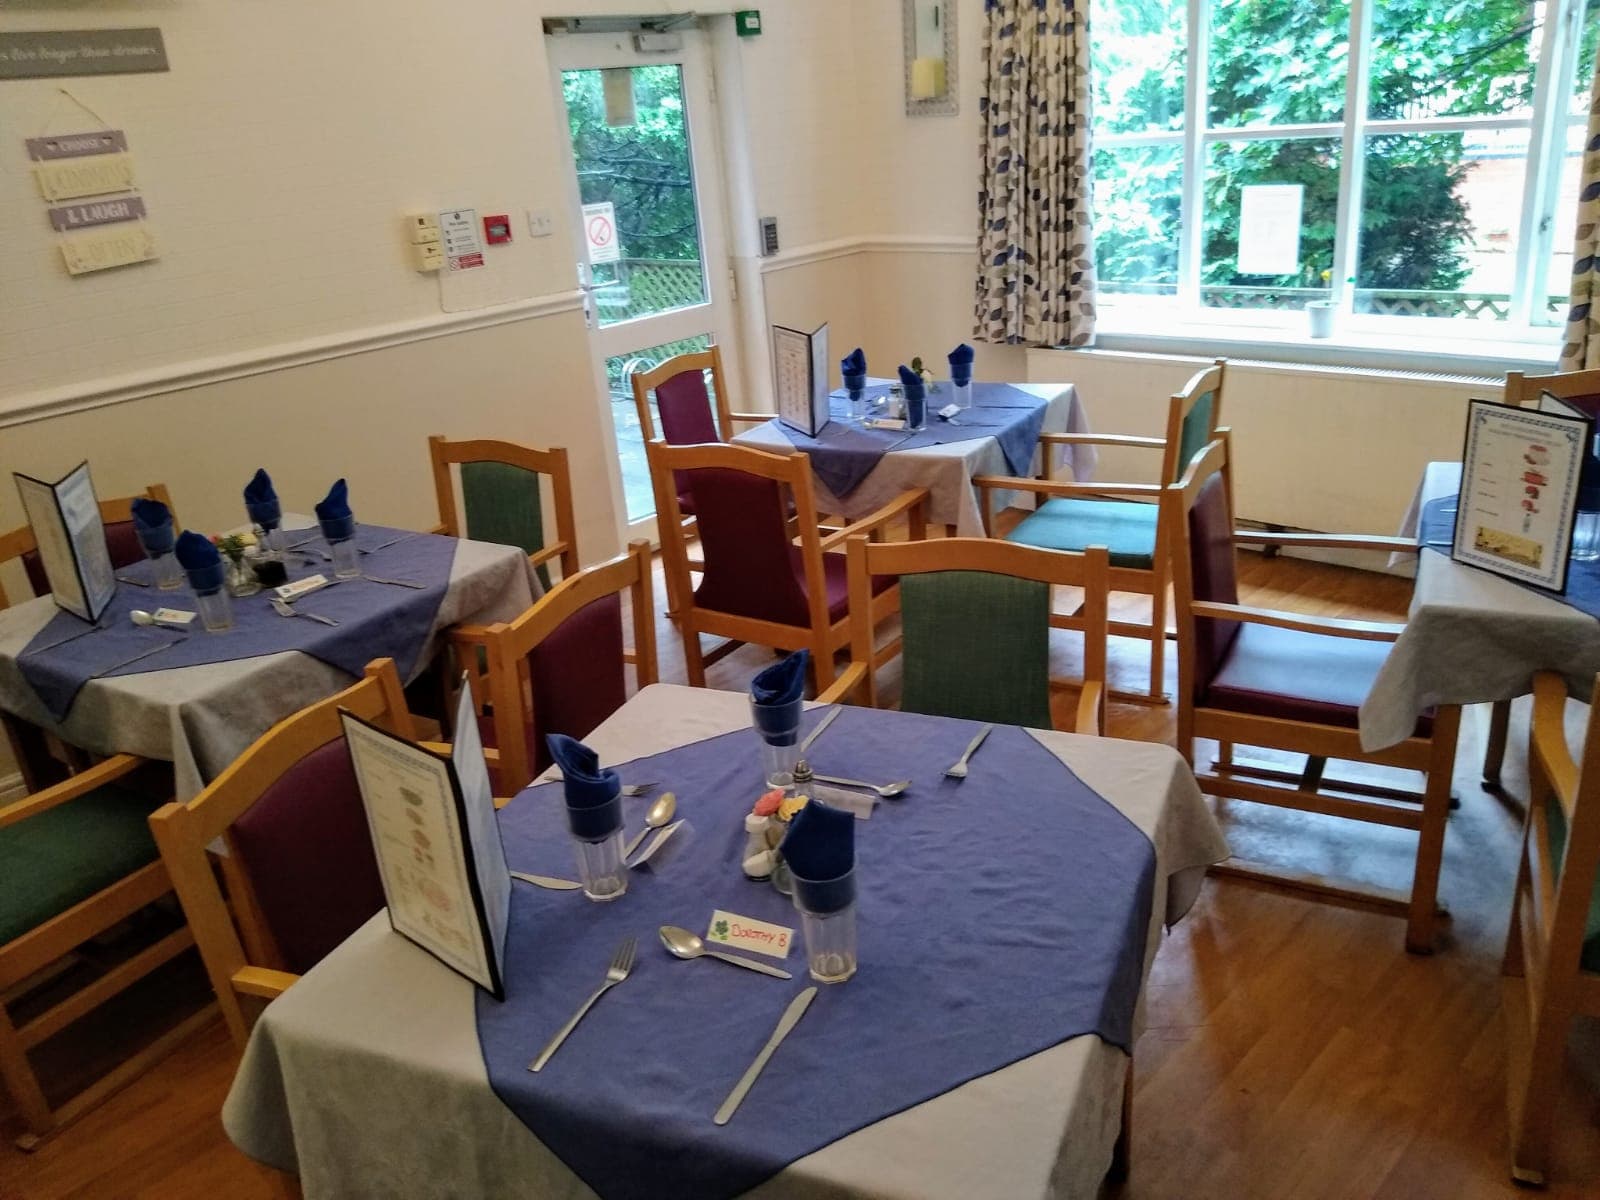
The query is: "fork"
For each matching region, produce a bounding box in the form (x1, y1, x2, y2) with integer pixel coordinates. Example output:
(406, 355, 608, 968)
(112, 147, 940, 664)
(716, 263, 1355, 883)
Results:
(270, 597, 340, 627)
(528, 936, 637, 1072)
(944, 724, 994, 779)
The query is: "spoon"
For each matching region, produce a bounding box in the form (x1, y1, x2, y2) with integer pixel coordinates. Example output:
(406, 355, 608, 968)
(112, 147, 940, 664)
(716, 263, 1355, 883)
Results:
(622, 791, 676, 859)
(812, 774, 911, 798)
(658, 926, 792, 979)
(130, 609, 190, 630)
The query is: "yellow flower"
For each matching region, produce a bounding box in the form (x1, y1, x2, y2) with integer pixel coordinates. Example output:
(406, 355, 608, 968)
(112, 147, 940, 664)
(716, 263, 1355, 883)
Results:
(778, 793, 810, 821)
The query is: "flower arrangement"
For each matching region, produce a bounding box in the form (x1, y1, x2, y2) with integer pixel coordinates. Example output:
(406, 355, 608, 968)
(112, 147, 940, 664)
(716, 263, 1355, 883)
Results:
(210, 530, 257, 565)
(909, 356, 936, 388)
(743, 784, 810, 880)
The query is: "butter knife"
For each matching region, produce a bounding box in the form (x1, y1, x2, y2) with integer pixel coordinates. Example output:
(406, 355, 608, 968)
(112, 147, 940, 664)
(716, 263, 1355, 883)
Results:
(627, 818, 684, 869)
(714, 986, 817, 1125)
(798, 707, 840, 756)
(510, 871, 582, 891)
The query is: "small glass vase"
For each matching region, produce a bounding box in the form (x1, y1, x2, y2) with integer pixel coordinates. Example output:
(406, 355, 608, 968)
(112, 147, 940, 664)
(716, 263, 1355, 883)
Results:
(225, 556, 261, 597)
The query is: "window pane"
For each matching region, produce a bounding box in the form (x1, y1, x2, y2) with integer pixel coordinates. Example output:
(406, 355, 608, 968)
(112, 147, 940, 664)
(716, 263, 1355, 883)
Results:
(607, 334, 713, 522)
(563, 65, 708, 328)
(1548, 126, 1587, 322)
(1090, 0, 1184, 134)
(1209, 1, 1348, 128)
(1203, 139, 1340, 310)
(1094, 144, 1183, 298)
(1354, 131, 1528, 321)
(1574, 0, 1600, 119)
(1368, 0, 1539, 120)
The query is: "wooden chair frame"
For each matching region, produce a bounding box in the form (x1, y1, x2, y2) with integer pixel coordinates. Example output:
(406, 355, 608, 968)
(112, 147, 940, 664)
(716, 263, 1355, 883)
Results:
(973, 359, 1227, 707)
(820, 535, 1111, 735)
(0, 483, 177, 611)
(447, 540, 659, 792)
(1169, 436, 1462, 954)
(428, 435, 580, 582)
(629, 343, 768, 446)
(0, 753, 212, 1149)
(147, 660, 415, 1052)
(1501, 671, 1600, 1185)
(647, 440, 927, 696)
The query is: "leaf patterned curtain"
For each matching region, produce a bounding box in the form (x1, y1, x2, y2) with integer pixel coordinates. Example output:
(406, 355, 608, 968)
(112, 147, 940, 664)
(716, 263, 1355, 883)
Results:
(1562, 61, 1600, 370)
(974, 0, 1098, 349)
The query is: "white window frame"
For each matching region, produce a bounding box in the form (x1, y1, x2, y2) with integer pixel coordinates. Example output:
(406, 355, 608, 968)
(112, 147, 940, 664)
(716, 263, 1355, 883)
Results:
(1095, 0, 1593, 350)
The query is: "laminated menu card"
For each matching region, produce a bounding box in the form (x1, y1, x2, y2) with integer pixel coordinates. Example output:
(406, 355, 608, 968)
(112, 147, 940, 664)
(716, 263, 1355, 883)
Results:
(12, 461, 117, 623)
(341, 676, 509, 998)
(1454, 397, 1588, 593)
(773, 321, 831, 437)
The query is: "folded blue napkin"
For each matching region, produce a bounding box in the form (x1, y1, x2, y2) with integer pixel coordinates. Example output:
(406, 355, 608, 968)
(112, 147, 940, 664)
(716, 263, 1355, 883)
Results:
(315, 478, 356, 542)
(244, 468, 282, 530)
(947, 343, 975, 385)
(898, 364, 926, 427)
(129, 497, 175, 554)
(175, 529, 225, 593)
(751, 649, 807, 743)
(547, 733, 623, 841)
(781, 798, 856, 913)
(841, 348, 867, 390)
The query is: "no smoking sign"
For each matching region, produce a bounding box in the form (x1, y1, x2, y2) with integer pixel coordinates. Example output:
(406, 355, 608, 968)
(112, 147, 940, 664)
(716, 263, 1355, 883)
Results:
(582, 201, 620, 264)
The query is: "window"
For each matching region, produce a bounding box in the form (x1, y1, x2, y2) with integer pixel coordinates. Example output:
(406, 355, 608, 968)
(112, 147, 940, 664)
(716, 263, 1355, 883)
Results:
(1091, 0, 1600, 334)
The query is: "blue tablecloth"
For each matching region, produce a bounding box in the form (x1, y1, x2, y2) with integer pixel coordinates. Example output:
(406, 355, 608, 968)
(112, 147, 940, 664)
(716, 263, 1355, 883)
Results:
(475, 703, 1156, 1200)
(777, 382, 1051, 497)
(1421, 493, 1600, 617)
(17, 526, 455, 719)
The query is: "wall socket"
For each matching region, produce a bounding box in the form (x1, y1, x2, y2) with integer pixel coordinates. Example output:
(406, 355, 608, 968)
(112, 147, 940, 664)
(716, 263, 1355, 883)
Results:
(526, 208, 555, 238)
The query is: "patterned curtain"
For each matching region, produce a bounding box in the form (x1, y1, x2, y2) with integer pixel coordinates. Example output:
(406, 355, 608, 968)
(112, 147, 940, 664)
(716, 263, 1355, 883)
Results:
(1561, 60, 1600, 370)
(974, 0, 1098, 349)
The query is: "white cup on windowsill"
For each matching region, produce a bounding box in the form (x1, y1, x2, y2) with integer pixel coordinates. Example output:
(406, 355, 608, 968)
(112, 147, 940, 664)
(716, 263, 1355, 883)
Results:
(1307, 300, 1338, 339)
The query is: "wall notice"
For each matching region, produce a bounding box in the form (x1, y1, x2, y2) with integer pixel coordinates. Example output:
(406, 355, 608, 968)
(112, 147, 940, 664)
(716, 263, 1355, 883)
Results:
(1236, 183, 1304, 277)
(0, 30, 169, 80)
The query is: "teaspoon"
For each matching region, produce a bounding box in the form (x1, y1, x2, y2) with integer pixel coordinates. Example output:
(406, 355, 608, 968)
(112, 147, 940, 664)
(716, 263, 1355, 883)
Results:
(658, 926, 792, 979)
(812, 774, 911, 798)
(623, 791, 676, 859)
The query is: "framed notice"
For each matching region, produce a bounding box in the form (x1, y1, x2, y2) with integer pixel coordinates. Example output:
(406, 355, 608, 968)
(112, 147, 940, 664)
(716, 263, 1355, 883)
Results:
(1454, 398, 1589, 593)
(341, 678, 509, 999)
(772, 322, 830, 437)
(12, 462, 116, 623)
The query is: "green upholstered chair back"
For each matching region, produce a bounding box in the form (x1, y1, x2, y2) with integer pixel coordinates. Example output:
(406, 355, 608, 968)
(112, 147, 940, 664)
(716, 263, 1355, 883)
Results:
(898, 569, 1053, 729)
(1172, 390, 1215, 484)
(460, 460, 551, 590)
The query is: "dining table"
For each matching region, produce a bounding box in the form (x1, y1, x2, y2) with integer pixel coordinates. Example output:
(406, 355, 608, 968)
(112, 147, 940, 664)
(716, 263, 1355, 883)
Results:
(733, 380, 1095, 536)
(0, 523, 536, 799)
(222, 682, 1229, 1200)
(1360, 461, 1600, 753)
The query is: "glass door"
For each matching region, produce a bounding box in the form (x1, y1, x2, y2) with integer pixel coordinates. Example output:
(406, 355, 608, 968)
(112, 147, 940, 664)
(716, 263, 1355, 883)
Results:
(548, 29, 737, 540)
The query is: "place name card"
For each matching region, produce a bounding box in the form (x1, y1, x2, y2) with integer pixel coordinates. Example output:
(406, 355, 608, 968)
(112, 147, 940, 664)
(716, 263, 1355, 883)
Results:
(706, 909, 794, 960)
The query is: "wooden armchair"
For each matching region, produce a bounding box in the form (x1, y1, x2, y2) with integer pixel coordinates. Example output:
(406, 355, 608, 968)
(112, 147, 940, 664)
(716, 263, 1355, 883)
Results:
(447, 540, 659, 793)
(1501, 670, 1600, 1185)
(0, 754, 208, 1148)
(647, 440, 927, 696)
(147, 660, 415, 1051)
(822, 535, 1110, 735)
(429, 435, 579, 589)
(974, 359, 1226, 705)
(1168, 435, 1461, 954)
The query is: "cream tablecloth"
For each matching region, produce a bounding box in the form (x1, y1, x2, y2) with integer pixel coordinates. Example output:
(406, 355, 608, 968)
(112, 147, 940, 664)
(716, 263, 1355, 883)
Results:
(0, 538, 535, 798)
(733, 384, 1095, 535)
(222, 683, 1228, 1200)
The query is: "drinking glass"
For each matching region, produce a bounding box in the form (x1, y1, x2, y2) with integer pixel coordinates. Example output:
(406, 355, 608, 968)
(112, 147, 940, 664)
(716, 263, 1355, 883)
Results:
(1574, 509, 1600, 563)
(193, 586, 234, 632)
(792, 884, 857, 983)
(571, 828, 628, 902)
(951, 379, 973, 410)
(136, 521, 184, 590)
(328, 536, 362, 579)
(751, 696, 802, 786)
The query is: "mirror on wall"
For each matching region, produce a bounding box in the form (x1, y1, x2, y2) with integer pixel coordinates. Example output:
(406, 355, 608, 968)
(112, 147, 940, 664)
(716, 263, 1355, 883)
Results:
(904, 0, 956, 116)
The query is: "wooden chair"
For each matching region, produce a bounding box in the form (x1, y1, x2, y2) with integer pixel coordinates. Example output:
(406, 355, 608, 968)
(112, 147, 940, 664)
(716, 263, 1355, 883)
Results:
(0, 754, 211, 1148)
(1501, 670, 1600, 1185)
(1168, 435, 1462, 954)
(448, 540, 658, 792)
(647, 440, 927, 696)
(822, 535, 1110, 735)
(429, 435, 579, 589)
(975, 359, 1226, 706)
(0, 482, 177, 610)
(146, 660, 416, 1051)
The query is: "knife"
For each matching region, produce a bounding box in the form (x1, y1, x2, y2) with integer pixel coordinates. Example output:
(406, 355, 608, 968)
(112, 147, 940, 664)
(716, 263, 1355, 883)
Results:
(798, 707, 840, 756)
(627, 818, 684, 869)
(510, 871, 583, 891)
(714, 986, 817, 1125)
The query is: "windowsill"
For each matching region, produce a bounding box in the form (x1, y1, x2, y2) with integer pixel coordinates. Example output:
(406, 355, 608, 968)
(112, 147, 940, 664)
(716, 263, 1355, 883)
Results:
(1090, 305, 1562, 377)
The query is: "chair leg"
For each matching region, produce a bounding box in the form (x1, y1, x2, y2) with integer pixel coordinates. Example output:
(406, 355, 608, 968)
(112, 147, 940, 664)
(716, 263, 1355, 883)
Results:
(680, 621, 706, 688)
(1502, 848, 1530, 979)
(1147, 585, 1167, 702)
(1484, 699, 1511, 788)
(0, 1007, 53, 1144)
(1509, 1006, 1571, 1186)
(1406, 712, 1460, 954)
(1108, 1054, 1133, 1182)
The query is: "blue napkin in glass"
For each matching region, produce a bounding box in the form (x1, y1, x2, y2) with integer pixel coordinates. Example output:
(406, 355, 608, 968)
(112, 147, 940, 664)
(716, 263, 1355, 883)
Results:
(751, 649, 807, 744)
(781, 798, 856, 913)
(244, 468, 282, 530)
(175, 529, 225, 593)
(129, 497, 175, 555)
(898, 364, 926, 426)
(315, 478, 356, 542)
(947, 342, 975, 386)
(841, 348, 867, 392)
(547, 733, 623, 840)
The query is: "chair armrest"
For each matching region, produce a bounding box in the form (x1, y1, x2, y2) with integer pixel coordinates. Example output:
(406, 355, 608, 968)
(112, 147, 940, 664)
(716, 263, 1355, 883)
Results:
(232, 965, 298, 1000)
(971, 475, 1163, 500)
(0, 753, 150, 829)
(447, 624, 496, 650)
(819, 488, 930, 551)
(728, 411, 771, 425)
(428, 523, 449, 536)
(1234, 531, 1420, 556)
(1191, 601, 1404, 642)
(1075, 682, 1104, 737)
(815, 662, 867, 705)
(1038, 433, 1166, 449)
(528, 542, 570, 568)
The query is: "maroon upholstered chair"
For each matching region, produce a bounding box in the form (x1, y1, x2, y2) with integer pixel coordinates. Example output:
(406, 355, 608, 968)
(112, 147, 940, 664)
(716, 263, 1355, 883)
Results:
(647, 440, 926, 695)
(1168, 434, 1462, 954)
(148, 659, 418, 1049)
(0, 483, 177, 609)
(449, 540, 659, 792)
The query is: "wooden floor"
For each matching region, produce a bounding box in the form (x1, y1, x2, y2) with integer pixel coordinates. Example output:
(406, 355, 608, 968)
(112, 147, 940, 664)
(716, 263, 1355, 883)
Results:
(4, 548, 1600, 1198)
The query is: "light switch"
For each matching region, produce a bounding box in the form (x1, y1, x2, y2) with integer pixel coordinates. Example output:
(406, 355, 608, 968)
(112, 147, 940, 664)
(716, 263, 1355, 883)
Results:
(406, 213, 442, 245)
(526, 208, 555, 238)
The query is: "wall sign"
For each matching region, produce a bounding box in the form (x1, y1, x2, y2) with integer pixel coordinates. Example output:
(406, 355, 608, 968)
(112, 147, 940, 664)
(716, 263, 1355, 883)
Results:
(439, 208, 484, 271)
(48, 195, 145, 231)
(26, 130, 128, 160)
(0, 29, 168, 81)
(582, 201, 620, 265)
